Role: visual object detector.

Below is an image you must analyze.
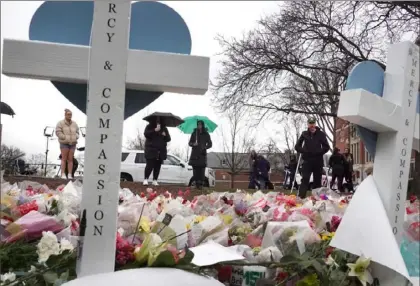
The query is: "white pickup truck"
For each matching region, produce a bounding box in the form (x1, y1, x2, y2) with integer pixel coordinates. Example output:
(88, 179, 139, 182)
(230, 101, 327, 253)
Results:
(119, 150, 216, 187)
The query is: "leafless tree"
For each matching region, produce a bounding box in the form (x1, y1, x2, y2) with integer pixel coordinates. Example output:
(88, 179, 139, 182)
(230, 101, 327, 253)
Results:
(26, 153, 55, 176)
(1, 144, 25, 174)
(262, 115, 306, 167)
(217, 108, 256, 188)
(212, 1, 419, 144)
(170, 146, 187, 162)
(126, 129, 146, 150)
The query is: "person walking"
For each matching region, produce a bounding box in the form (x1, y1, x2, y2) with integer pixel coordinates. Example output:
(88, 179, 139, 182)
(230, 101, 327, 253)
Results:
(343, 148, 354, 192)
(188, 120, 212, 189)
(248, 150, 258, 189)
(329, 147, 346, 192)
(294, 117, 330, 199)
(56, 109, 79, 180)
(255, 155, 271, 190)
(288, 154, 299, 190)
(143, 117, 171, 186)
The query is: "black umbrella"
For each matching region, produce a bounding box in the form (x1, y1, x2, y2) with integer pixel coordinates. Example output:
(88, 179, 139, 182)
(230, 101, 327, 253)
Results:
(143, 112, 184, 128)
(0, 102, 15, 117)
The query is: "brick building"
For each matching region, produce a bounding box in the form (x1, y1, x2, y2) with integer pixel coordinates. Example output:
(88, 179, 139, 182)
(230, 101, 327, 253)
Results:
(335, 118, 416, 183)
(207, 152, 285, 189)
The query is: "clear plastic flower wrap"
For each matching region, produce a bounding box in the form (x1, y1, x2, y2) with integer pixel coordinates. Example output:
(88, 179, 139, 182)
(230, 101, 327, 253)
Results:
(118, 202, 151, 236)
(261, 221, 320, 256)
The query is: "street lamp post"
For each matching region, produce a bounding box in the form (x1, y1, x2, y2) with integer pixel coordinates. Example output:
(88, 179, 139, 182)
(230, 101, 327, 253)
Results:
(43, 126, 55, 177)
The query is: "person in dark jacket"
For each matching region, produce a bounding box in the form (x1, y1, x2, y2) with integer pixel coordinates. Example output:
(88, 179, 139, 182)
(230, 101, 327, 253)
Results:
(255, 155, 271, 190)
(188, 120, 212, 189)
(294, 117, 330, 198)
(343, 148, 354, 192)
(248, 150, 258, 189)
(288, 155, 299, 189)
(329, 147, 346, 192)
(143, 117, 171, 186)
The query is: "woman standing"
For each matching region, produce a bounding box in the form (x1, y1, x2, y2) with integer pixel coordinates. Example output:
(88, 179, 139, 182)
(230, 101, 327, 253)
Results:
(188, 120, 212, 189)
(56, 109, 79, 179)
(329, 147, 346, 192)
(143, 118, 171, 186)
(343, 147, 354, 192)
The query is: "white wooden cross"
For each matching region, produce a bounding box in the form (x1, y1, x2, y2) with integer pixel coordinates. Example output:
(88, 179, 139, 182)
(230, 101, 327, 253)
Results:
(2, 1, 210, 277)
(338, 41, 419, 245)
(337, 41, 419, 285)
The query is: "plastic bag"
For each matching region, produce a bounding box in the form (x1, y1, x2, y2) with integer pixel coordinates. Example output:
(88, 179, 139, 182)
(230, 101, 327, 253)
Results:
(7, 210, 63, 241)
(261, 221, 320, 256)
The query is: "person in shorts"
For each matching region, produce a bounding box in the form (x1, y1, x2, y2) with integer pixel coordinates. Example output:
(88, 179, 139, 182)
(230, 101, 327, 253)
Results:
(56, 109, 79, 179)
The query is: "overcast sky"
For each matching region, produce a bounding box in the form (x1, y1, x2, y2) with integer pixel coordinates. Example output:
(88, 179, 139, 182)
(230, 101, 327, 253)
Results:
(1, 1, 282, 163)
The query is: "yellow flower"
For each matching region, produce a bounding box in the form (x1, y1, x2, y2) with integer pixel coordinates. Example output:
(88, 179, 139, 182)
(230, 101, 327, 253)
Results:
(321, 232, 335, 241)
(295, 203, 303, 207)
(186, 223, 191, 230)
(220, 214, 233, 225)
(139, 217, 151, 233)
(194, 216, 206, 224)
(347, 255, 373, 286)
(134, 233, 162, 264)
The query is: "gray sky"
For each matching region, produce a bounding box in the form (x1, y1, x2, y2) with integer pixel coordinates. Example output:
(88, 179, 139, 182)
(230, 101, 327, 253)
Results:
(1, 1, 281, 163)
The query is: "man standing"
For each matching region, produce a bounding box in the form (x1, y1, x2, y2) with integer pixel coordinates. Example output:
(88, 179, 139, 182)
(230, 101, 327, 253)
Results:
(294, 117, 330, 198)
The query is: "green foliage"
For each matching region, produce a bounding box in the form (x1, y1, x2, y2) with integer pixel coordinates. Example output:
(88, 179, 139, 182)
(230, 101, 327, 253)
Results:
(0, 240, 38, 272)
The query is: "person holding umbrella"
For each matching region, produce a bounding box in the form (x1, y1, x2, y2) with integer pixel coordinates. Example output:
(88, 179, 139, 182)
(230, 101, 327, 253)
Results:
(188, 120, 212, 189)
(143, 116, 171, 186)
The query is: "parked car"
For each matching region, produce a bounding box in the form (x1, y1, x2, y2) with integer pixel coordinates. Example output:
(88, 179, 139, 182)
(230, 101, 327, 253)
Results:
(120, 150, 216, 187)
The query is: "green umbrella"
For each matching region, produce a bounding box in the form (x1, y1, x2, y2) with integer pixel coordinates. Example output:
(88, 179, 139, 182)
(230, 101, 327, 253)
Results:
(177, 115, 218, 134)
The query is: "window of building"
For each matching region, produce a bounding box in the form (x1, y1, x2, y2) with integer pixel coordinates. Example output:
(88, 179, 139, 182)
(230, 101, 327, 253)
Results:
(221, 159, 227, 166)
(350, 124, 358, 139)
(409, 159, 415, 180)
(364, 148, 373, 163)
(350, 142, 360, 164)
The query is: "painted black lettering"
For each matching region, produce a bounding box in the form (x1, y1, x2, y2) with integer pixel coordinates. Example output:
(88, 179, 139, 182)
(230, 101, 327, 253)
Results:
(99, 118, 110, 128)
(94, 225, 103, 236)
(98, 164, 106, 175)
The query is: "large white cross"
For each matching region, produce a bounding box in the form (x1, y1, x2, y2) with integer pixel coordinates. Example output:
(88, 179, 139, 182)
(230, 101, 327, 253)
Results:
(2, 1, 210, 277)
(338, 41, 419, 246)
(338, 42, 419, 285)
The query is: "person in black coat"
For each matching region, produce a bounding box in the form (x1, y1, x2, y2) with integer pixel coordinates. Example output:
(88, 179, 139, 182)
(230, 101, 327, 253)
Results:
(188, 120, 212, 189)
(255, 155, 271, 190)
(288, 154, 299, 189)
(294, 117, 330, 198)
(248, 150, 258, 189)
(143, 117, 171, 186)
(329, 147, 346, 192)
(343, 147, 354, 192)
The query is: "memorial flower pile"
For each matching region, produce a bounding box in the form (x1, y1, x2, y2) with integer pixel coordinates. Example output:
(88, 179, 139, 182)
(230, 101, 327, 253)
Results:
(0, 178, 419, 286)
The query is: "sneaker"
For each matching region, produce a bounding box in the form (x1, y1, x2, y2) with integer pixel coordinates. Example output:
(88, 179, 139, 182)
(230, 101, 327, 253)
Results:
(152, 180, 159, 186)
(68, 176, 74, 180)
(143, 180, 149, 186)
(61, 174, 67, 179)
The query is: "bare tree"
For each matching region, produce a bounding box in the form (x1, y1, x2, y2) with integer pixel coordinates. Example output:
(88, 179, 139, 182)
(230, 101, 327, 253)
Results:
(26, 153, 55, 176)
(212, 1, 419, 144)
(217, 108, 256, 188)
(262, 115, 305, 167)
(170, 146, 187, 162)
(126, 129, 146, 150)
(1, 144, 25, 174)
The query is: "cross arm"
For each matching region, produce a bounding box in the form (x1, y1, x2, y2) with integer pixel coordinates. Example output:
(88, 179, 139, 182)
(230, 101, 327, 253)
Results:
(338, 88, 419, 150)
(2, 39, 210, 95)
